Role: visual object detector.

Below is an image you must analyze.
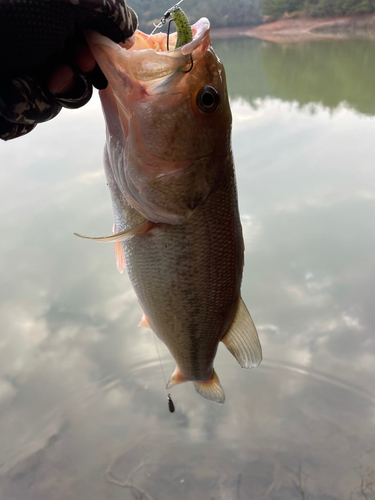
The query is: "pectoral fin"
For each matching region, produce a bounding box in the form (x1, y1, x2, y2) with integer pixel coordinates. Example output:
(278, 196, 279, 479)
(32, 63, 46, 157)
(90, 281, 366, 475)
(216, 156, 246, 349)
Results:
(221, 297, 262, 369)
(193, 370, 225, 404)
(74, 219, 153, 242)
(114, 242, 126, 273)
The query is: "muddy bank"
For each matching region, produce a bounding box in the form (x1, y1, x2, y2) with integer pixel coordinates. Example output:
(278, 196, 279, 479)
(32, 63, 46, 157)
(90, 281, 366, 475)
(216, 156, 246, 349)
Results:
(210, 25, 256, 39)
(245, 14, 375, 43)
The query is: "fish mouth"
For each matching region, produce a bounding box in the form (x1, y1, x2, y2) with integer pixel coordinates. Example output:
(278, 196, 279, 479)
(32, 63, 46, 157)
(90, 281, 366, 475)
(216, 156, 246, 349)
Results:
(86, 18, 211, 86)
(131, 17, 210, 55)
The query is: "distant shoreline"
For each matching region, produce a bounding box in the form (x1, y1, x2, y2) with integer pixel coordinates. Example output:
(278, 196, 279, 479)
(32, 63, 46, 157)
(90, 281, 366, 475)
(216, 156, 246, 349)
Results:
(243, 14, 375, 43)
(210, 26, 256, 39)
(210, 14, 375, 43)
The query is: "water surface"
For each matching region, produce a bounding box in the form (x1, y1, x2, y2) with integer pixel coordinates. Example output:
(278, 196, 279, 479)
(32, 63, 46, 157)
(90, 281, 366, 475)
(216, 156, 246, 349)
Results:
(0, 37, 375, 499)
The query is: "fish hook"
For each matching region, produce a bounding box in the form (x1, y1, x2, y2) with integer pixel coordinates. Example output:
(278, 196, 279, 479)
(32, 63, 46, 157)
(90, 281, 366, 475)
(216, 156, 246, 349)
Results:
(166, 17, 174, 51)
(181, 53, 194, 73)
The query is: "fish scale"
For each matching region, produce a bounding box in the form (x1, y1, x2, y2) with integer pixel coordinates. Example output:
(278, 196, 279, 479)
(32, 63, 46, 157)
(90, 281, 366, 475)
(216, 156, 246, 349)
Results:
(122, 169, 242, 382)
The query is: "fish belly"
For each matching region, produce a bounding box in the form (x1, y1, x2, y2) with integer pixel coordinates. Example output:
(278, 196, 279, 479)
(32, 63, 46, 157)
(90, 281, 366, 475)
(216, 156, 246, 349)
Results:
(123, 174, 243, 383)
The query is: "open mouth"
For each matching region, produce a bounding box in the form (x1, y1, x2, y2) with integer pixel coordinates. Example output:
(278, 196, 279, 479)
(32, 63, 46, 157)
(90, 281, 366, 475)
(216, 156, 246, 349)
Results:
(86, 18, 211, 88)
(121, 18, 211, 84)
(130, 18, 210, 54)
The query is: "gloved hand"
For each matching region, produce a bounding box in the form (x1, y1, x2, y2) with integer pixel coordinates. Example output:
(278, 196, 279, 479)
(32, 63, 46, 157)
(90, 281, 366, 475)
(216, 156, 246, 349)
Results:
(0, 0, 138, 140)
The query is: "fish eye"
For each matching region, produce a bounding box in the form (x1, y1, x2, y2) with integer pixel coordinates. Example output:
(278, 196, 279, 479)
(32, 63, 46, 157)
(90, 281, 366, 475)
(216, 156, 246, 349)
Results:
(196, 86, 220, 114)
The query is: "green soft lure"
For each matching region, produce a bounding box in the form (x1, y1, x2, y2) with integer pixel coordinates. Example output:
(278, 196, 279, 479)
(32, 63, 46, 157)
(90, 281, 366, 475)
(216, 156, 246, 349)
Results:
(172, 7, 193, 49)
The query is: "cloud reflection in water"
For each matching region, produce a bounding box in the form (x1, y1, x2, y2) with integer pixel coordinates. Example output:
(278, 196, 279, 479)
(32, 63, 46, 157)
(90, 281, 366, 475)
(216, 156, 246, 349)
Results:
(0, 39, 375, 499)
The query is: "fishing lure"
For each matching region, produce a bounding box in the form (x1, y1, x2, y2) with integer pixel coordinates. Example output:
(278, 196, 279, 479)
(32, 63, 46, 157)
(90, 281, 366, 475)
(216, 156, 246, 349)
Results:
(150, 0, 193, 49)
(147, 1, 194, 72)
(171, 6, 193, 49)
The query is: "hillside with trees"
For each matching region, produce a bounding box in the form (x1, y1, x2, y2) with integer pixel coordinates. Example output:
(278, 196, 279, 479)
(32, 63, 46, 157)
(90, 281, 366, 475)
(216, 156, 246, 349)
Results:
(130, 0, 262, 31)
(262, 0, 375, 19)
(130, 0, 375, 35)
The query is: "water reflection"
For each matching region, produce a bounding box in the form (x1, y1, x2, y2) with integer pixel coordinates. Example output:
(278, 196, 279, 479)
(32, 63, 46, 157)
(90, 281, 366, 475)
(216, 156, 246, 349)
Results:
(215, 37, 375, 115)
(0, 38, 375, 499)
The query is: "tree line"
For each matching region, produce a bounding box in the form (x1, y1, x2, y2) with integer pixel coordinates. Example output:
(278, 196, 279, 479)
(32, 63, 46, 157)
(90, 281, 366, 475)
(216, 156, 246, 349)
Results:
(130, 0, 375, 32)
(130, 0, 262, 31)
(262, 0, 375, 18)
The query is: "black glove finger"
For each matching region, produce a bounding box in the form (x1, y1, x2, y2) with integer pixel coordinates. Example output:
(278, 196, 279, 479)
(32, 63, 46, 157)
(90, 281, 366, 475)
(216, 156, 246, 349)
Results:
(0, 65, 94, 139)
(86, 64, 108, 90)
(78, 2, 138, 42)
(60, 36, 108, 91)
(0, 0, 138, 78)
(0, 116, 36, 141)
(76, 2, 138, 42)
(0, 75, 62, 125)
(54, 68, 93, 109)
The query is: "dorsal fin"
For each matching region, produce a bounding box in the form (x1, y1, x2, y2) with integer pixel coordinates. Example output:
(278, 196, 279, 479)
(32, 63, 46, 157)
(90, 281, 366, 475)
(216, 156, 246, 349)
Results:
(221, 297, 262, 369)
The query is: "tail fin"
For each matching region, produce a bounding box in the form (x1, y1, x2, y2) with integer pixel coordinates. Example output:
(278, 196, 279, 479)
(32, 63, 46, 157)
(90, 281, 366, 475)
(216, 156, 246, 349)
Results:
(193, 370, 225, 404)
(167, 367, 225, 404)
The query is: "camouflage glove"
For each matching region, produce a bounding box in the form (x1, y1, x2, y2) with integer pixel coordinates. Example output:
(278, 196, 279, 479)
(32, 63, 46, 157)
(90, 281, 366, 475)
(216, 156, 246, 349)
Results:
(0, 0, 138, 140)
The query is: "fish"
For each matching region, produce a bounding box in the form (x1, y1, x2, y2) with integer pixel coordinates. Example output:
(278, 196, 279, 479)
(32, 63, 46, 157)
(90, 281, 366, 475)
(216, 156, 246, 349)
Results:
(82, 17, 262, 403)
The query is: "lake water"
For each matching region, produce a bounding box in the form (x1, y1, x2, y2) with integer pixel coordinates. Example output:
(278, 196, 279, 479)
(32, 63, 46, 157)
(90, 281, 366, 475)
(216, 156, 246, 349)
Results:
(0, 36, 375, 499)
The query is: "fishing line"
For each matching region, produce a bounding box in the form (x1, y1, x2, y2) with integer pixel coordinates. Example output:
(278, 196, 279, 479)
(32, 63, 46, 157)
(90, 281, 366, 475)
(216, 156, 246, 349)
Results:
(153, 332, 168, 387)
(149, 0, 185, 38)
(153, 332, 175, 413)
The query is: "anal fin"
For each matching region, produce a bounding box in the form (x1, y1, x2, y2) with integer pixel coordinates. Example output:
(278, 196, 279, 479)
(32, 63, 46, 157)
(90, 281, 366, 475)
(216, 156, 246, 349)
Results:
(193, 370, 225, 404)
(166, 366, 186, 389)
(138, 313, 151, 329)
(221, 297, 262, 369)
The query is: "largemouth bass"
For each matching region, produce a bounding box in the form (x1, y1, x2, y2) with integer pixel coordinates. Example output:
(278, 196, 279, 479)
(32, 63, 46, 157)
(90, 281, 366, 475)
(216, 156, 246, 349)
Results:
(84, 18, 262, 403)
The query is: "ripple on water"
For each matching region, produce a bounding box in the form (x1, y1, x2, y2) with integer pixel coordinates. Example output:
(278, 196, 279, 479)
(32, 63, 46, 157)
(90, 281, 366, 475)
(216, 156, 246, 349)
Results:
(2, 354, 374, 500)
